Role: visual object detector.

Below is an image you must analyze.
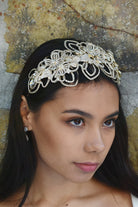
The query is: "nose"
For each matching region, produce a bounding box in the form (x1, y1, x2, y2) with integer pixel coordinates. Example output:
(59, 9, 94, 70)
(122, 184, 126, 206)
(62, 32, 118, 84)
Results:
(84, 127, 105, 153)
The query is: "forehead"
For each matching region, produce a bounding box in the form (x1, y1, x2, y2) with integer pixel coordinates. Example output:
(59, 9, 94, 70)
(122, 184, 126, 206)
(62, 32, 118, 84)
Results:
(57, 80, 118, 99)
(39, 80, 119, 116)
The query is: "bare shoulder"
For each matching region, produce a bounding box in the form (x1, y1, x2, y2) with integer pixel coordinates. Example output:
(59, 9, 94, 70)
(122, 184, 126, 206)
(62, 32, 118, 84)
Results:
(0, 191, 23, 207)
(0, 199, 20, 207)
(82, 179, 133, 207)
(111, 188, 132, 207)
(0, 201, 17, 207)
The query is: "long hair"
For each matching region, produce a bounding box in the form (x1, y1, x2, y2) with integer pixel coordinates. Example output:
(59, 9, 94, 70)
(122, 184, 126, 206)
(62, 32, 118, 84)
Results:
(0, 38, 137, 206)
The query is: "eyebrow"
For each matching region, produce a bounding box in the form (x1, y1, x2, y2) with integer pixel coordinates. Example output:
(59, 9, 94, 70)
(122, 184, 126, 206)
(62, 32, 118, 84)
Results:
(62, 109, 93, 119)
(105, 111, 119, 119)
(62, 109, 119, 119)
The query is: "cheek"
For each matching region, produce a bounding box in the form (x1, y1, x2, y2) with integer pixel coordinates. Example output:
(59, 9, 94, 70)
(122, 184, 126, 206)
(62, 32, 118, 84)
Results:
(103, 129, 115, 153)
(33, 124, 58, 152)
(32, 120, 75, 162)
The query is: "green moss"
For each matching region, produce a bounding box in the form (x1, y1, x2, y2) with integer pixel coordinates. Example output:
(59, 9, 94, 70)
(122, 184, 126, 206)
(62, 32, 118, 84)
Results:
(127, 108, 138, 172)
(5, 0, 68, 73)
(0, 110, 9, 157)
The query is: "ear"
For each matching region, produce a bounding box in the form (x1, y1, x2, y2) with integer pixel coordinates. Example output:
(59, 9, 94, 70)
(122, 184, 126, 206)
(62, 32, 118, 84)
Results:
(20, 95, 33, 131)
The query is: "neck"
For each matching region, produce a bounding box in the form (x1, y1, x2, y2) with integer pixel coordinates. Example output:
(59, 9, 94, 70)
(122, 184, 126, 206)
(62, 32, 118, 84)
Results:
(27, 157, 93, 206)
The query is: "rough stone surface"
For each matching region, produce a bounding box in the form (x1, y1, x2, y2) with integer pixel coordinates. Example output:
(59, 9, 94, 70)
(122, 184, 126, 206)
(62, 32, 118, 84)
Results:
(5, 0, 68, 73)
(0, 109, 9, 159)
(120, 71, 138, 116)
(0, 0, 137, 171)
(4, 0, 138, 73)
(0, 0, 19, 109)
(0, 72, 19, 109)
(127, 108, 138, 172)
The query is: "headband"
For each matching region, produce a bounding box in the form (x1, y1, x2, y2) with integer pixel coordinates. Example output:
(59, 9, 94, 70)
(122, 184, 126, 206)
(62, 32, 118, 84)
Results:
(28, 40, 121, 94)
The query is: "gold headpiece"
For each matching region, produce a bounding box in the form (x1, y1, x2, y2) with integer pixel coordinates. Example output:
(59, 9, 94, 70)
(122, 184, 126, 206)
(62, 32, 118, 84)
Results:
(28, 40, 121, 94)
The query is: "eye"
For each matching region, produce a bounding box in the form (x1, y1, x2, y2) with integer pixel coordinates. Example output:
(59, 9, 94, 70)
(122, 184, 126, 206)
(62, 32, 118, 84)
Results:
(103, 119, 116, 128)
(67, 118, 85, 127)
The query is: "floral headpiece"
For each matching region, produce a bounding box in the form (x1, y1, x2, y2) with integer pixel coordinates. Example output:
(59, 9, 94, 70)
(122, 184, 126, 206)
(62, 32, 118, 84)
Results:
(28, 40, 121, 94)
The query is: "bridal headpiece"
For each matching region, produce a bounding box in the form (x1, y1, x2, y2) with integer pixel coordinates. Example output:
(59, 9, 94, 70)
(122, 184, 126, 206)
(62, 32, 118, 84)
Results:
(28, 40, 121, 94)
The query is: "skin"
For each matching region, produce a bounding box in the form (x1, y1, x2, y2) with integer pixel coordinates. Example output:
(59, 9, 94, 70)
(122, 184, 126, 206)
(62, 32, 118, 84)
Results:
(0, 80, 132, 207)
(29, 81, 119, 184)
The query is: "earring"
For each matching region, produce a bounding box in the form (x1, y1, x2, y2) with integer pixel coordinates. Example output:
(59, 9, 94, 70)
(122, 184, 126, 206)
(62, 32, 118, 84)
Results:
(24, 126, 29, 141)
(24, 126, 28, 132)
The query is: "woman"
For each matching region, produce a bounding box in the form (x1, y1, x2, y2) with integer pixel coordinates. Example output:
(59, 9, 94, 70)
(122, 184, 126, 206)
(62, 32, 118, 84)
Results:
(0, 38, 137, 206)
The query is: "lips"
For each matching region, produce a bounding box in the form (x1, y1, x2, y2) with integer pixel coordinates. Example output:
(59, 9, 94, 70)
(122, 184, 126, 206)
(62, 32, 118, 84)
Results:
(74, 162, 99, 173)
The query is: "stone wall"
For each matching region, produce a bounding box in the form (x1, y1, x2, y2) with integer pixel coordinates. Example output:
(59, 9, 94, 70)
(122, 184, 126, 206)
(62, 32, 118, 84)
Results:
(0, 0, 137, 171)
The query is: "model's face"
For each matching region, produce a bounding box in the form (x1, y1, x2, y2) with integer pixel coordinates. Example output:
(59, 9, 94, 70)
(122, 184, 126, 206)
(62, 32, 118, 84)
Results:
(30, 81, 119, 183)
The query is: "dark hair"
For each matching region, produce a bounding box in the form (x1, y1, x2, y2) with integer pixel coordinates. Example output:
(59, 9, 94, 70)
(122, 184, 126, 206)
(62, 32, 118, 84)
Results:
(0, 38, 137, 206)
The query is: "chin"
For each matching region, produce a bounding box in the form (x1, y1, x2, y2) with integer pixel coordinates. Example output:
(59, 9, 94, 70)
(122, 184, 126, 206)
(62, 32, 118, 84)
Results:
(68, 172, 95, 183)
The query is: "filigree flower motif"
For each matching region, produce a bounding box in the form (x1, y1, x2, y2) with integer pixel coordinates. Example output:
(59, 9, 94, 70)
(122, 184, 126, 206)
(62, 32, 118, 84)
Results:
(28, 40, 121, 94)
